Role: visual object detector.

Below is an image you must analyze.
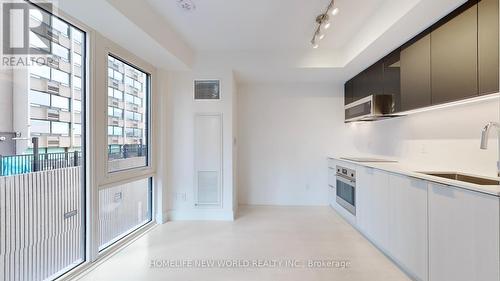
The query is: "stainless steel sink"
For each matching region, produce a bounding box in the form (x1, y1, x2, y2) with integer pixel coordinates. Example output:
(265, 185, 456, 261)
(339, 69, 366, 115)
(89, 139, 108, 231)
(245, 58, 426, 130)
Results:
(418, 172, 500, 186)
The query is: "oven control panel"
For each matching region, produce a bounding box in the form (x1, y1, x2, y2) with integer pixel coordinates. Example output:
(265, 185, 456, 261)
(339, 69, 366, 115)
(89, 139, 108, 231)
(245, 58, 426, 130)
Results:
(336, 166, 356, 181)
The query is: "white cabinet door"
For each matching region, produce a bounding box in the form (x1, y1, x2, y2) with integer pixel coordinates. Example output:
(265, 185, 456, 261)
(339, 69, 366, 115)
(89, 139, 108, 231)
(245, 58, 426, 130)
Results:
(388, 174, 428, 281)
(429, 183, 500, 281)
(356, 166, 390, 250)
(328, 166, 336, 206)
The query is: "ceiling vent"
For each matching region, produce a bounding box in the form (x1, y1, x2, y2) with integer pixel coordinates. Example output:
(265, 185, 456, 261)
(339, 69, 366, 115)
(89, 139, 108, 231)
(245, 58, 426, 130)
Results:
(177, 0, 196, 11)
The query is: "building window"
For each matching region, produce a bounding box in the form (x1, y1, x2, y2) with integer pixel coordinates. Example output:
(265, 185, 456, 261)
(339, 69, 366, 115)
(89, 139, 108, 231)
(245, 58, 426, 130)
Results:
(106, 55, 149, 173)
(30, 90, 51, 107)
(31, 120, 51, 134)
(52, 95, 70, 110)
(52, 121, 70, 135)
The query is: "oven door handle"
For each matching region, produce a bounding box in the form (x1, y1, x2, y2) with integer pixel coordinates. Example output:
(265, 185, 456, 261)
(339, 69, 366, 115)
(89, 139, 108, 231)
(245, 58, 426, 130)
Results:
(336, 174, 356, 185)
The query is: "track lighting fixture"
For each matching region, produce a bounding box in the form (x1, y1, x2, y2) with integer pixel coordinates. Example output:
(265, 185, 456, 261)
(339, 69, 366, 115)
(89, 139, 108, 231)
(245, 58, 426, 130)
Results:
(311, 0, 339, 48)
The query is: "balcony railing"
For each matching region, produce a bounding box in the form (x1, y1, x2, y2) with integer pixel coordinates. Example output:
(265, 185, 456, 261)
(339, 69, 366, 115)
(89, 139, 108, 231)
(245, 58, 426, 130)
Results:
(0, 144, 147, 176)
(108, 144, 147, 161)
(0, 151, 82, 176)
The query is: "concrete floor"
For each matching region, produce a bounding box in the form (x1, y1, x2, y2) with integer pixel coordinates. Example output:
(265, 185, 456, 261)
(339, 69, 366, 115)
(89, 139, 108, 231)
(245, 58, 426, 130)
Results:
(76, 206, 410, 281)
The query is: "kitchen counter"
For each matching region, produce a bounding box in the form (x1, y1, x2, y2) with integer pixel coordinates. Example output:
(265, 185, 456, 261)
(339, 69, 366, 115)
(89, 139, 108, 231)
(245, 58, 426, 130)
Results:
(329, 157, 500, 197)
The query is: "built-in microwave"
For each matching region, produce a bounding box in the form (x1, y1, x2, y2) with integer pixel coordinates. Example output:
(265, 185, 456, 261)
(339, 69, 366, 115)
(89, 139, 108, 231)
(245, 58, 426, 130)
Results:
(336, 165, 356, 216)
(344, 95, 395, 122)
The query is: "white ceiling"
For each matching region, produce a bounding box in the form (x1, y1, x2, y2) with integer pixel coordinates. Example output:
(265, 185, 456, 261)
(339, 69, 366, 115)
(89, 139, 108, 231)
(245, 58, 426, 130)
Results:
(146, 0, 386, 51)
(143, 0, 466, 83)
(59, 0, 468, 83)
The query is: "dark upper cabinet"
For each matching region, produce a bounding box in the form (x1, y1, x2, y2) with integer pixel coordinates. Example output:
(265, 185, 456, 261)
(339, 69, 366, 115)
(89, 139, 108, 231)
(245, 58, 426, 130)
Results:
(383, 49, 401, 112)
(365, 61, 384, 97)
(349, 61, 384, 104)
(431, 3, 478, 104)
(478, 0, 499, 95)
(343, 0, 498, 115)
(400, 33, 432, 111)
(344, 79, 354, 105)
(353, 70, 369, 102)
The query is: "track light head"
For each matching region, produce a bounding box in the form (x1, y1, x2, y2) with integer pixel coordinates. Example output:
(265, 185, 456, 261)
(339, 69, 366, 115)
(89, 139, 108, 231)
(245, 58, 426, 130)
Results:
(311, 1, 339, 47)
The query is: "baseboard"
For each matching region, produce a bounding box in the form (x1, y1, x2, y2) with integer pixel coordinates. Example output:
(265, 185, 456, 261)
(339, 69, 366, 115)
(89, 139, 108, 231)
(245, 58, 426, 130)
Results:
(167, 209, 235, 221)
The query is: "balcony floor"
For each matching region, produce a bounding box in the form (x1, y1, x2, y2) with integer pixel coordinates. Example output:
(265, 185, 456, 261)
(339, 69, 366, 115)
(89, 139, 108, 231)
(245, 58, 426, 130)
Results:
(75, 206, 409, 281)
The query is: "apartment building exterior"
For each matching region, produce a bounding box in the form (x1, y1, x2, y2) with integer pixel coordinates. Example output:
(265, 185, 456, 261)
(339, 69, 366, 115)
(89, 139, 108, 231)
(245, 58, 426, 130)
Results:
(0, 10, 147, 161)
(107, 55, 147, 159)
(0, 8, 84, 156)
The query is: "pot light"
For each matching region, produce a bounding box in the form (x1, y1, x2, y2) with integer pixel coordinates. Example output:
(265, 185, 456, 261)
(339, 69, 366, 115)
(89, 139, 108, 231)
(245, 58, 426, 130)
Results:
(311, 1, 338, 48)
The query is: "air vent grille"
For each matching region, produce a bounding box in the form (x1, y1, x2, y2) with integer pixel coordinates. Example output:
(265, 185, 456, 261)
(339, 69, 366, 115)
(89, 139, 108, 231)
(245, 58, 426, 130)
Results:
(194, 80, 220, 100)
(47, 110, 60, 120)
(47, 85, 60, 94)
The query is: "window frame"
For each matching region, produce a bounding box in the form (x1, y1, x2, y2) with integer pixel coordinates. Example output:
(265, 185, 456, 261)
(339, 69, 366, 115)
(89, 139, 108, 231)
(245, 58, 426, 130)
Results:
(103, 53, 151, 175)
(24, 2, 91, 280)
(23, 4, 160, 281)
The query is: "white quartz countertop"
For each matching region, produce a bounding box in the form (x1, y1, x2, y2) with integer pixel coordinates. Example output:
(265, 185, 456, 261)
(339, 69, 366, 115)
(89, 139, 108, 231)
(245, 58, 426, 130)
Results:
(329, 157, 500, 197)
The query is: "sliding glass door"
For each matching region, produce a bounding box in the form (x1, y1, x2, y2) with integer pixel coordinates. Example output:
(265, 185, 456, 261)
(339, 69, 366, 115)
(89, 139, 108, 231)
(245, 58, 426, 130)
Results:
(0, 2, 86, 280)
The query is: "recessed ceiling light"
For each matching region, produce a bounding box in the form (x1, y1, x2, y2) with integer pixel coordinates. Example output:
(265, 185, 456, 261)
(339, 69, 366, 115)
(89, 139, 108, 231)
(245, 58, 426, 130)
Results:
(322, 21, 331, 30)
(312, 43, 319, 49)
(331, 8, 340, 16)
(177, 0, 196, 11)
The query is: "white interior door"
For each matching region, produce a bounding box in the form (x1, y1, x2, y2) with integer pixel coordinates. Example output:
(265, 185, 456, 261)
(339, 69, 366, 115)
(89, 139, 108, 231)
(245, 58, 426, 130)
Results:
(194, 114, 222, 207)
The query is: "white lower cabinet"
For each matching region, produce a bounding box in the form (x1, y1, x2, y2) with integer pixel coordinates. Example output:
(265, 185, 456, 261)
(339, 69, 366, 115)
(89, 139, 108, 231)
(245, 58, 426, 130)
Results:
(331, 161, 500, 281)
(388, 175, 428, 281)
(356, 166, 390, 251)
(328, 166, 336, 206)
(429, 183, 500, 281)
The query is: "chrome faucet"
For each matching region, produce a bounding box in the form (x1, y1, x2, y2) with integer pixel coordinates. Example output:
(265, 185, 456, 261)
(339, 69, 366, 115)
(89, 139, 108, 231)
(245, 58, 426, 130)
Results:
(480, 122, 500, 177)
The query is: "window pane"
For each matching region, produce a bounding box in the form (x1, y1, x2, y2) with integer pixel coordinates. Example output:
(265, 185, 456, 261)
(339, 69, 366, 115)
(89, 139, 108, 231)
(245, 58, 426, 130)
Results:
(30, 31, 50, 49)
(52, 68, 69, 85)
(52, 42, 69, 60)
(31, 64, 50, 79)
(107, 55, 149, 172)
(31, 119, 50, 134)
(74, 53, 82, 64)
(98, 178, 152, 250)
(74, 124, 82, 135)
(52, 95, 69, 110)
(52, 16, 69, 36)
(52, 121, 70, 135)
(114, 127, 123, 135)
(30, 90, 50, 106)
(74, 100, 82, 112)
(114, 89, 123, 100)
(74, 76, 82, 89)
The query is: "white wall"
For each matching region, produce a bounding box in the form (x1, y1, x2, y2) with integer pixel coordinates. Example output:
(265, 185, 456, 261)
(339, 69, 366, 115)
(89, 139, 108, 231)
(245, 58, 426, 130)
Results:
(238, 82, 499, 207)
(163, 65, 237, 220)
(237, 83, 353, 206)
(347, 97, 500, 177)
